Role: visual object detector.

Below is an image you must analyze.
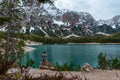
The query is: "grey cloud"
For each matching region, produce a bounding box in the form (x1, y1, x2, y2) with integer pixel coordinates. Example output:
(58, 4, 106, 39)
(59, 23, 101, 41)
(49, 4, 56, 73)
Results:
(55, 0, 120, 20)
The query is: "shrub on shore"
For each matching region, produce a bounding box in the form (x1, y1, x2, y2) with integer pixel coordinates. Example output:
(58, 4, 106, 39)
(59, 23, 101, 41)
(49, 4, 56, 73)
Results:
(54, 62, 81, 71)
(97, 52, 120, 70)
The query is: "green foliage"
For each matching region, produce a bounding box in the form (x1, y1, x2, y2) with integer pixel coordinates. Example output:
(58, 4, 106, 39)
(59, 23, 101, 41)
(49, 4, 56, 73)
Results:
(0, 0, 25, 74)
(37, 0, 54, 4)
(11, 32, 120, 44)
(62, 63, 69, 71)
(110, 57, 120, 69)
(26, 59, 35, 68)
(54, 62, 61, 71)
(0, 54, 7, 75)
(54, 62, 81, 71)
(75, 65, 81, 71)
(21, 59, 35, 68)
(68, 63, 74, 71)
(97, 53, 120, 70)
(0, 0, 54, 76)
(1, 32, 120, 44)
(0, 17, 11, 25)
(54, 62, 72, 71)
(0, 53, 16, 75)
(97, 53, 109, 69)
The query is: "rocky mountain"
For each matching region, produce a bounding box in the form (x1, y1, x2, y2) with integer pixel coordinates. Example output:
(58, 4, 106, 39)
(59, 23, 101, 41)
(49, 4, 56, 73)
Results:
(21, 3, 96, 37)
(96, 15, 120, 33)
(10, 1, 120, 37)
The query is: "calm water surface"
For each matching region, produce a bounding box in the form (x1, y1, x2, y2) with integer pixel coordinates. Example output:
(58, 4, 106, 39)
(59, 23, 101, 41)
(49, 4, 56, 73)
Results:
(22, 44, 120, 68)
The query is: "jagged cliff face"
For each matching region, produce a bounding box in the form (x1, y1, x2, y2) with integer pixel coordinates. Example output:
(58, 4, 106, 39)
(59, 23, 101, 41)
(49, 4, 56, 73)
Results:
(21, 2, 97, 37)
(96, 15, 120, 34)
(18, 1, 120, 37)
(112, 15, 120, 30)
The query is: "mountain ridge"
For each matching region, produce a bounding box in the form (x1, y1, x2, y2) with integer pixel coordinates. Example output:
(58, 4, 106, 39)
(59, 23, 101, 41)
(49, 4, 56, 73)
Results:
(2, 2, 120, 37)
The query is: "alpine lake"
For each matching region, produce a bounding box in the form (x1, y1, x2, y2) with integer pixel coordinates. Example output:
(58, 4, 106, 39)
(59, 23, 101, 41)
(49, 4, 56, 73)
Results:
(22, 44, 120, 68)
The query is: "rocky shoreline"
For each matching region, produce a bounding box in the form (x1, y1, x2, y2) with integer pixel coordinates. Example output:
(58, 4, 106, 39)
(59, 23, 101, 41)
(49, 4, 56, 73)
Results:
(8, 68, 120, 80)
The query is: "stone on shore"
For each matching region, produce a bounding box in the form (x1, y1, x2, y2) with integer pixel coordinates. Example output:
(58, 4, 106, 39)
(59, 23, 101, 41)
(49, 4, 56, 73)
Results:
(39, 60, 54, 70)
(81, 63, 94, 72)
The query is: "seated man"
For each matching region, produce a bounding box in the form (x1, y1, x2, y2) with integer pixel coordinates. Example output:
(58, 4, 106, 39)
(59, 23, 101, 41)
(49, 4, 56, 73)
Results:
(42, 51, 47, 62)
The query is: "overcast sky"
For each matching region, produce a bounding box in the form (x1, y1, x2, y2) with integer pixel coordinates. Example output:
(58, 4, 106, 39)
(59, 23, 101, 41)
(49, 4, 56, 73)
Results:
(54, 0, 120, 20)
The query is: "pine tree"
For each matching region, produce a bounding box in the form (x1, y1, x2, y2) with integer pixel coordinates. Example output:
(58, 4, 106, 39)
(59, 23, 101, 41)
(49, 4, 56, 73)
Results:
(0, 0, 54, 74)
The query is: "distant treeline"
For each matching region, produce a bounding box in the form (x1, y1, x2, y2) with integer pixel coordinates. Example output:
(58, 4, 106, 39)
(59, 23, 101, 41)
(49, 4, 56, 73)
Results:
(1, 32, 120, 44)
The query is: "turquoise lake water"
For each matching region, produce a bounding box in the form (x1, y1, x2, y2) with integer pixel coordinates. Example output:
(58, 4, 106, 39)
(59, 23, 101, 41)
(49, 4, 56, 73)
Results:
(22, 44, 120, 68)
